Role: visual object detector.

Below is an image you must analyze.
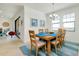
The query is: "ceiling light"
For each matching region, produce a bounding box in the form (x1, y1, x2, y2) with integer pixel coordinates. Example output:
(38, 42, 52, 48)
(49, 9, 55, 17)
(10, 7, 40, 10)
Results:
(49, 3, 55, 20)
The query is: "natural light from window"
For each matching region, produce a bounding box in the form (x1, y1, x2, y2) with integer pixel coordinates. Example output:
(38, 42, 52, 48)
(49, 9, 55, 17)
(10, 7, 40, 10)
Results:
(51, 13, 75, 31)
(63, 13, 75, 31)
(51, 14, 60, 30)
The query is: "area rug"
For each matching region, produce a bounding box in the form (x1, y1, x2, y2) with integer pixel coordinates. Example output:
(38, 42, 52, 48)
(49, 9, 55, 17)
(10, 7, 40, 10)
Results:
(20, 44, 78, 56)
(20, 45, 46, 56)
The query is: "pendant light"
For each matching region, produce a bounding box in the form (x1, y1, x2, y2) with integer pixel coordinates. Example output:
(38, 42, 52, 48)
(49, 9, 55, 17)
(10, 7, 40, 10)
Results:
(49, 3, 55, 20)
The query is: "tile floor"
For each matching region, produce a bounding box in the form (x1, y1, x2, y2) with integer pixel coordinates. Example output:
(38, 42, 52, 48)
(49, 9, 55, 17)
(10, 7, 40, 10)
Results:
(0, 37, 24, 56)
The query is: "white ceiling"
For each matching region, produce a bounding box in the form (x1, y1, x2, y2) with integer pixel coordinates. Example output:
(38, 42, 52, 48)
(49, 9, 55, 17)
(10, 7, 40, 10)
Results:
(1, 3, 78, 14)
(25, 3, 78, 14)
(0, 4, 23, 20)
(0, 3, 78, 20)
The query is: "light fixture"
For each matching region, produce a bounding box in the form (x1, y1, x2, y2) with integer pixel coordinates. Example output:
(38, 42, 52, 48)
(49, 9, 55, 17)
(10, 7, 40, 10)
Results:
(49, 3, 55, 20)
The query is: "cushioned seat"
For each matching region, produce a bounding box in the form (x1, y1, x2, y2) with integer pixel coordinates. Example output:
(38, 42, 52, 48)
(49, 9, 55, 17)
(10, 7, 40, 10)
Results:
(32, 40, 46, 47)
(29, 30, 46, 56)
(51, 40, 60, 45)
(51, 33, 61, 53)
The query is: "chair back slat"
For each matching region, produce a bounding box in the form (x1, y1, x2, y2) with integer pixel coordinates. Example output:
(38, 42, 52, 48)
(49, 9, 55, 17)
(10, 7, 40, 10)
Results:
(58, 28, 66, 41)
(0, 28, 2, 33)
(45, 29, 48, 32)
(61, 29, 66, 40)
(56, 33, 61, 43)
(39, 29, 43, 33)
(29, 30, 36, 40)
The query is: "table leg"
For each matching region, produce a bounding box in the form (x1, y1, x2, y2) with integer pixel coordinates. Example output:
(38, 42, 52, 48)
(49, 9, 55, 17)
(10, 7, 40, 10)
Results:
(47, 40, 51, 56)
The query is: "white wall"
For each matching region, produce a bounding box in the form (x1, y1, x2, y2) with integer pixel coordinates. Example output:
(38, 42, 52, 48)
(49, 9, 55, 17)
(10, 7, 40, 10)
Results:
(24, 6, 47, 48)
(47, 6, 79, 43)
(11, 8, 24, 40)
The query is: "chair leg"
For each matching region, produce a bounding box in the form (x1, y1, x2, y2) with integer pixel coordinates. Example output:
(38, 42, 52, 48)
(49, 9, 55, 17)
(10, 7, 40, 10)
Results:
(62, 40, 64, 44)
(58, 43, 61, 51)
(58, 42, 61, 49)
(30, 44, 32, 53)
(36, 47, 39, 56)
(55, 45, 57, 53)
(45, 45, 46, 51)
(60, 40, 63, 48)
(61, 40, 64, 47)
(60, 43, 62, 48)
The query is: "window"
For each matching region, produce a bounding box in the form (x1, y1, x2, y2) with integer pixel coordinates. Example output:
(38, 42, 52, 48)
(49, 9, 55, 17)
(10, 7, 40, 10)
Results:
(51, 14, 60, 30)
(63, 13, 75, 31)
(52, 23, 60, 30)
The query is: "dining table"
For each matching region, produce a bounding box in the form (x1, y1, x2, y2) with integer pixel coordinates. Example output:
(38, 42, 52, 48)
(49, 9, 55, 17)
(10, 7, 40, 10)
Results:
(36, 32, 56, 55)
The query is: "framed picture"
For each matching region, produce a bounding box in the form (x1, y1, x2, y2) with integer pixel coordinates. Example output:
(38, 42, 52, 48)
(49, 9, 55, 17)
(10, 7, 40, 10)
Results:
(31, 18, 38, 27)
(40, 20, 45, 27)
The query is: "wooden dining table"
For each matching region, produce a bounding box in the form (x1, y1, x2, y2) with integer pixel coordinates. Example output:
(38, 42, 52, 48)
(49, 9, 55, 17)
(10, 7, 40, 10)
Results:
(36, 33, 56, 55)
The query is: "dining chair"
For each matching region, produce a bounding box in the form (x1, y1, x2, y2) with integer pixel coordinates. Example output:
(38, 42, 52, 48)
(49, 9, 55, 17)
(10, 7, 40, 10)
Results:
(49, 32, 54, 34)
(58, 28, 62, 34)
(39, 29, 44, 33)
(44, 29, 48, 32)
(58, 28, 66, 47)
(0, 28, 2, 36)
(29, 30, 46, 56)
(61, 29, 66, 46)
(51, 33, 61, 53)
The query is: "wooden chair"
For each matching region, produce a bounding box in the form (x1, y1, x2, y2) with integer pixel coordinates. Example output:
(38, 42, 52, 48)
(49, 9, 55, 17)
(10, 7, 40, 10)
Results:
(49, 32, 54, 34)
(61, 29, 66, 46)
(44, 29, 48, 32)
(51, 33, 61, 53)
(58, 28, 62, 34)
(0, 28, 2, 36)
(58, 28, 66, 47)
(0, 28, 2, 34)
(29, 30, 46, 56)
(39, 29, 43, 33)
